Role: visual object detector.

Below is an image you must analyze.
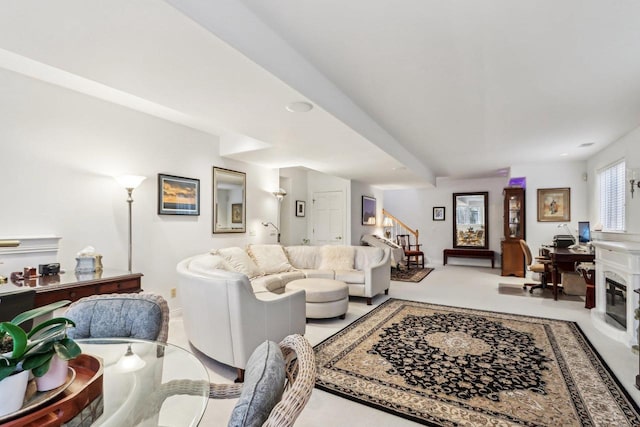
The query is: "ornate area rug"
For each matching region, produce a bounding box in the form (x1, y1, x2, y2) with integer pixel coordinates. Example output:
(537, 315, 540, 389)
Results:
(314, 299, 640, 426)
(391, 267, 434, 283)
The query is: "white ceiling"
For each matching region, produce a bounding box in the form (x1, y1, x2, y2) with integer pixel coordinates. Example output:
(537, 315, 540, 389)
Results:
(2, 1, 640, 188)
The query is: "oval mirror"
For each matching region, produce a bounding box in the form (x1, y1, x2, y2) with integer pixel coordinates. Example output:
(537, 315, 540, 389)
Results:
(453, 192, 488, 249)
(213, 167, 246, 234)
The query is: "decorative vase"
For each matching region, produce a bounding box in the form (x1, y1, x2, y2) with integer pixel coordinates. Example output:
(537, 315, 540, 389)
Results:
(35, 355, 68, 392)
(0, 369, 30, 417)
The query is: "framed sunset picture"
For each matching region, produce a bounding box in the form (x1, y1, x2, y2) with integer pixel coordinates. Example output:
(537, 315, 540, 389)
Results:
(158, 174, 200, 215)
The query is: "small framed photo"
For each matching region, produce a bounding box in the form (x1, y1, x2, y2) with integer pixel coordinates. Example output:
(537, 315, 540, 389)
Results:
(231, 203, 243, 223)
(296, 200, 306, 217)
(158, 174, 200, 216)
(433, 206, 445, 221)
(537, 187, 571, 222)
(362, 196, 377, 225)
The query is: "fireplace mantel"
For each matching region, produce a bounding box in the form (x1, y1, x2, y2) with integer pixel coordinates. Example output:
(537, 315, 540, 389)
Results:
(592, 240, 640, 347)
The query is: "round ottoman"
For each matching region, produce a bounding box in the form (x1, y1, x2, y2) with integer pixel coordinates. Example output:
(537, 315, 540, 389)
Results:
(286, 278, 349, 319)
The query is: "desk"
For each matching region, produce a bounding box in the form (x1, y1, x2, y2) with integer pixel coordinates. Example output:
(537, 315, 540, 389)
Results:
(542, 247, 595, 301)
(79, 338, 210, 426)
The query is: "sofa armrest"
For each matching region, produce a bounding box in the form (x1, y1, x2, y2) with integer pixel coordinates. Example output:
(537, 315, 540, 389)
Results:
(364, 248, 391, 299)
(228, 287, 306, 369)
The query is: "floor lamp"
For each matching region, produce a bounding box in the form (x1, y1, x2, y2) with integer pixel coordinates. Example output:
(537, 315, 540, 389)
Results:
(272, 188, 287, 242)
(115, 175, 146, 273)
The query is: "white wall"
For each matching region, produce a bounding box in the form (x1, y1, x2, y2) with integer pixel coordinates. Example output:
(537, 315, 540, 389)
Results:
(0, 69, 279, 310)
(279, 167, 309, 246)
(510, 161, 589, 253)
(350, 180, 384, 244)
(586, 126, 640, 236)
(384, 177, 508, 266)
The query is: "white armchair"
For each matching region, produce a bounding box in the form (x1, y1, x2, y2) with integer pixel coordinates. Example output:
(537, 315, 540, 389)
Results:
(176, 257, 306, 380)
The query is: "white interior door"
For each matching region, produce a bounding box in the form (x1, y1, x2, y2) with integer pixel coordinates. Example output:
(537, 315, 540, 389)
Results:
(312, 191, 344, 245)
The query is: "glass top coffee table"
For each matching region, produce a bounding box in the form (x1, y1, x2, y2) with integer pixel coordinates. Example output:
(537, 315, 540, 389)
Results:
(77, 338, 210, 426)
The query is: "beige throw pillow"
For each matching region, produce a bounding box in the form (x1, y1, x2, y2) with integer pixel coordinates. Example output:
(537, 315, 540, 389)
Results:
(319, 245, 355, 271)
(214, 247, 262, 278)
(247, 244, 293, 275)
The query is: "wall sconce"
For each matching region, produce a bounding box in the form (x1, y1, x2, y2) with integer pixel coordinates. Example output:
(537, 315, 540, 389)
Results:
(272, 188, 287, 202)
(629, 170, 640, 199)
(261, 221, 281, 243)
(382, 217, 393, 239)
(115, 175, 146, 273)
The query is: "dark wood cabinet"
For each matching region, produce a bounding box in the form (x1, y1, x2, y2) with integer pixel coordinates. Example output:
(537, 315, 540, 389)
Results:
(1, 270, 142, 309)
(501, 187, 525, 277)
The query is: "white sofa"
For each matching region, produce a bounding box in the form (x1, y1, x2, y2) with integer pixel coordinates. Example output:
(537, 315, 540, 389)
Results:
(176, 244, 390, 375)
(176, 260, 306, 379)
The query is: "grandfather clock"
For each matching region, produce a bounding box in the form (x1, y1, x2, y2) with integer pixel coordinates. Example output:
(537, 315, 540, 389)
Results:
(501, 187, 525, 277)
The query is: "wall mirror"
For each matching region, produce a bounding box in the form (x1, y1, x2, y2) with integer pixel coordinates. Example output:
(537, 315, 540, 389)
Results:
(213, 167, 246, 234)
(453, 192, 488, 249)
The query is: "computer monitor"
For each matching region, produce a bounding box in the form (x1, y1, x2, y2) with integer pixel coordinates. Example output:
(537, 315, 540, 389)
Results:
(578, 221, 591, 243)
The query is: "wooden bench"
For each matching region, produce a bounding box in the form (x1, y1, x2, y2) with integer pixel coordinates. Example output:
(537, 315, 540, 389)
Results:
(443, 249, 495, 268)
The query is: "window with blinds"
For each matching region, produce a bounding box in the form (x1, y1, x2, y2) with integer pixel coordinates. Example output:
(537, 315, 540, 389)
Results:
(598, 160, 625, 231)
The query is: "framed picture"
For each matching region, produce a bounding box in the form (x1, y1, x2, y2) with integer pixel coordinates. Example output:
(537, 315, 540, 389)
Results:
(231, 203, 243, 223)
(296, 200, 306, 217)
(158, 174, 200, 216)
(433, 206, 445, 221)
(362, 196, 377, 225)
(537, 188, 571, 222)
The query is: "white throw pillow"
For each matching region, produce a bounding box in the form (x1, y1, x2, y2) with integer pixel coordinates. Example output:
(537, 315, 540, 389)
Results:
(214, 247, 262, 278)
(189, 254, 230, 274)
(319, 245, 355, 271)
(247, 244, 293, 275)
(284, 246, 319, 269)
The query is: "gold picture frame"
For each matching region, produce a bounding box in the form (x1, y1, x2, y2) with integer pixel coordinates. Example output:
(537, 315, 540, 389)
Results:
(537, 188, 570, 222)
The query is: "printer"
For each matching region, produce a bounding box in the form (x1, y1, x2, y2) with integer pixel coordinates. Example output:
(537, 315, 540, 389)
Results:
(553, 234, 575, 248)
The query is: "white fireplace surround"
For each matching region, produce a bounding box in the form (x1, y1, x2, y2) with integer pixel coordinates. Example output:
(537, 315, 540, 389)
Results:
(592, 240, 640, 347)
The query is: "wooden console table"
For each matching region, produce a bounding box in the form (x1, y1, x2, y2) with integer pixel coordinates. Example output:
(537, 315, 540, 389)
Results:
(1, 269, 142, 310)
(443, 249, 495, 268)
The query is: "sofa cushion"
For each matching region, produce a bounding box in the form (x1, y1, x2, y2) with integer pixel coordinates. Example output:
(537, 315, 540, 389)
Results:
(247, 244, 293, 274)
(189, 254, 230, 275)
(274, 271, 306, 285)
(335, 270, 365, 284)
(319, 245, 355, 271)
(284, 246, 320, 269)
(215, 247, 262, 279)
(354, 246, 385, 270)
(300, 269, 335, 279)
(228, 340, 285, 427)
(251, 275, 284, 293)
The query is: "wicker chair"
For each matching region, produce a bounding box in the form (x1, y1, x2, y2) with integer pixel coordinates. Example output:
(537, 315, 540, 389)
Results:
(136, 334, 316, 427)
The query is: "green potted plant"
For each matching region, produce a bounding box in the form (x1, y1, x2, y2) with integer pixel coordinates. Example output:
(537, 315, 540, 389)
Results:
(0, 300, 81, 415)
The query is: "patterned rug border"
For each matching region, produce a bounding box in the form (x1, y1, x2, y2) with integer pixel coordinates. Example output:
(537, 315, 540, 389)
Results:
(313, 298, 640, 426)
(391, 267, 434, 283)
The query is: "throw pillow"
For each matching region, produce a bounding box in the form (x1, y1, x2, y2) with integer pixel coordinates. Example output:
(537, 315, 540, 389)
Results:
(228, 341, 286, 427)
(189, 254, 230, 274)
(215, 247, 262, 279)
(247, 244, 293, 274)
(319, 245, 355, 271)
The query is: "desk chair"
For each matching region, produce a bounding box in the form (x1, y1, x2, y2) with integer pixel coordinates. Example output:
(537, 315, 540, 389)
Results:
(519, 240, 549, 294)
(396, 234, 425, 269)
